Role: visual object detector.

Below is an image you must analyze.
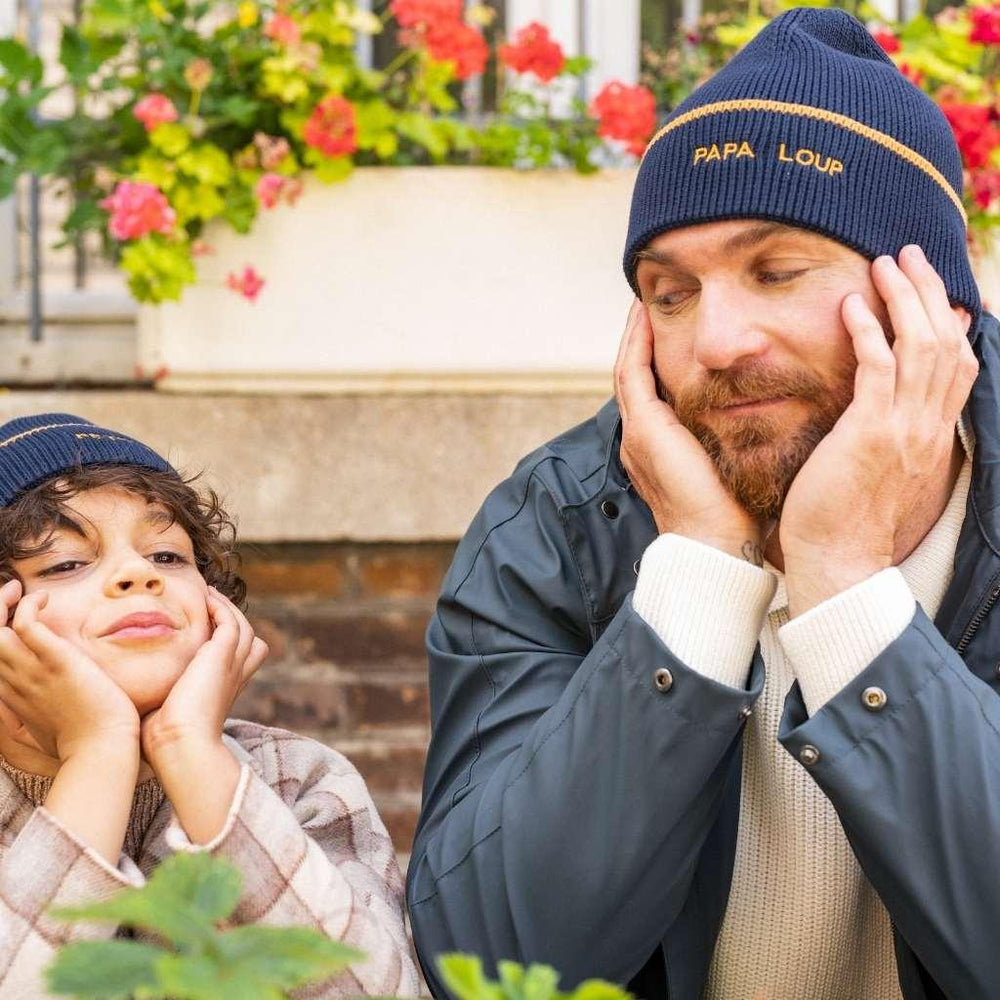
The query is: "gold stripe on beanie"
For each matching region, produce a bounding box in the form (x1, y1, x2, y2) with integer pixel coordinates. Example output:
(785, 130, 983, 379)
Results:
(0, 422, 95, 449)
(643, 98, 967, 225)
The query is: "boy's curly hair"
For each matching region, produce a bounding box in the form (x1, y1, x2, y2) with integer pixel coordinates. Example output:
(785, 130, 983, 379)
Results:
(0, 465, 246, 609)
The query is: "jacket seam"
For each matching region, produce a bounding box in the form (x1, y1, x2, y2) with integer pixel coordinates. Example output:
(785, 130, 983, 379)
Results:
(451, 611, 498, 809)
(409, 826, 502, 906)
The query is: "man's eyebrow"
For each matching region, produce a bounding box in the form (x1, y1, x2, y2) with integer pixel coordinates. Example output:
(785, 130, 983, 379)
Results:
(634, 222, 801, 271)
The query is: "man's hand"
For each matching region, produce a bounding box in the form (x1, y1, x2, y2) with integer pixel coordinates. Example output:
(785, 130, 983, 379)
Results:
(780, 245, 978, 616)
(0, 579, 140, 762)
(140, 588, 267, 765)
(615, 297, 765, 563)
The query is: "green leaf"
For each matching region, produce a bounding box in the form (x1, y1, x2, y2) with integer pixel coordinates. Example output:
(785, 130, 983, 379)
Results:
(177, 142, 232, 185)
(311, 153, 353, 183)
(119, 234, 197, 302)
(45, 940, 163, 999)
(172, 180, 225, 222)
(63, 197, 106, 236)
(562, 55, 594, 77)
(568, 980, 633, 1000)
(218, 95, 260, 126)
(134, 150, 178, 190)
(25, 130, 69, 174)
(396, 112, 449, 161)
(59, 26, 93, 85)
(215, 925, 364, 988)
(149, 122, 191, 157)
(498, 961, 526, 1000)
(51, 853, 239, 945)
(155, 954, 285, 1000)
(437, 954, 504, 1000)
(223, 181, 257, 233)
(0, 39, 43, 86)
(521, 964, 560, 1000)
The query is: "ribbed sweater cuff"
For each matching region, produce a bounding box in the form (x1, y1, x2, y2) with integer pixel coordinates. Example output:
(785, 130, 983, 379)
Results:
(779, 567, 916, 716)
(632, 533, 777, 689)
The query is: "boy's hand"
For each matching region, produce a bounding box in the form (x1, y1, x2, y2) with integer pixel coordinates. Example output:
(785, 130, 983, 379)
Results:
(0, 580, 140, 761)
(140, 588, 267, 766)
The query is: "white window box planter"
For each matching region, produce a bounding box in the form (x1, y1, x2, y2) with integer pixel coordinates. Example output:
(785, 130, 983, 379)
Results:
(138, 167, 639, 394)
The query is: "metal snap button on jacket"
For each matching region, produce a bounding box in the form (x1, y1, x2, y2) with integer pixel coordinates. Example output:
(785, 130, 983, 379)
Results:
(633, 558, 641, 575)
(799, 745, 820, 766)
(862, 686, 888, 711)
(653, 668, 673, 692)
(601, 499, 619, 520)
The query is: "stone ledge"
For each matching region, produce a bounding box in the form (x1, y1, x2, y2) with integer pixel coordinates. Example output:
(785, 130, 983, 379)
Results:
(0, 389, 609, 540)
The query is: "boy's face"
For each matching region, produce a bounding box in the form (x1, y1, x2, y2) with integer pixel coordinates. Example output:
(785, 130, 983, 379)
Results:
(12, 485, 211, 716)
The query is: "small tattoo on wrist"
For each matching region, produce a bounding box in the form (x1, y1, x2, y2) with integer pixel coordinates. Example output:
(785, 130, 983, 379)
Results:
(741, 541, 764, 567)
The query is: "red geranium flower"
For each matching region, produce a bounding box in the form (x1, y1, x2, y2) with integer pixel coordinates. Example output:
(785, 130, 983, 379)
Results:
(970, 4, 1000, 45)
(499, 22, 566, 83)
(227, 266, 266, 302)
(100, 181, 176, 241)
(426, 19, 489, 79)
(871, 29, 901, 54)
(898, 62, 924, 86)
(390, 0, 462, 29)
(303, 95, 359, 158)
(940, 102, 1000, 169)
(589, 81, 657, 157)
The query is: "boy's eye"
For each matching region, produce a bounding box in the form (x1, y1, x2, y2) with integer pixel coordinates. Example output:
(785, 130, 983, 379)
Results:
(151, 551, 189, 565)
(40, 560, 86, 576)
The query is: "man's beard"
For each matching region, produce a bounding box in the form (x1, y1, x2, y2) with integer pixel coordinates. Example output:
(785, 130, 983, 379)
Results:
(659, 359, 857, 521)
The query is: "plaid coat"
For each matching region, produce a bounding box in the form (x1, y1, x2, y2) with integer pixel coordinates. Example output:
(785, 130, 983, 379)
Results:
(0, 719, 420, 999)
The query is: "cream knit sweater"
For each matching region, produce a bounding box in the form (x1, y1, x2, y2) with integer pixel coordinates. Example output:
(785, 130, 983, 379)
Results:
(632, 430, 972, 1000)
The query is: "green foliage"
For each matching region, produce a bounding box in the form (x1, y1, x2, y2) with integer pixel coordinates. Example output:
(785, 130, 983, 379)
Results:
(436, 955, 632, 1000)
(45, 853, 364, 999)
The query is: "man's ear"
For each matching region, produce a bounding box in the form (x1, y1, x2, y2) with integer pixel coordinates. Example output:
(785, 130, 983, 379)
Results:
(0, 698, 41, 751)
(954, 305, 973, 335)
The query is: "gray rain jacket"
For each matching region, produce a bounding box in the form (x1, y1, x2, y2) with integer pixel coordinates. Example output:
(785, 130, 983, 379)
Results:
(407, 311, 1000, 1000)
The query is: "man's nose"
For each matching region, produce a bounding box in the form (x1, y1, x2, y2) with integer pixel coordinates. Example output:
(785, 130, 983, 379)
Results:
(692, 283, 770, 371)
(105, 555, 165, 597)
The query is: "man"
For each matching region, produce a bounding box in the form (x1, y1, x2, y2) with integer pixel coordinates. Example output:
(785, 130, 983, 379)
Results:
(407, 8, 998, 999)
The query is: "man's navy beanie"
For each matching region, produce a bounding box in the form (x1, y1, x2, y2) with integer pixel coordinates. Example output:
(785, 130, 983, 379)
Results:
(0, 413, 175, 506)
(624, 7, 981, 320)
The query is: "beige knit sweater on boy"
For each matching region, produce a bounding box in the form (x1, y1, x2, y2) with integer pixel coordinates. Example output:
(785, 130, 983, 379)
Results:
(0, 719, 421, 1000)
(632, 428, 972, 1000)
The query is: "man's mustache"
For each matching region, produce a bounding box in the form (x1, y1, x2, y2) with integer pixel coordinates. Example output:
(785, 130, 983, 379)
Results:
(664, 364, 832, 421)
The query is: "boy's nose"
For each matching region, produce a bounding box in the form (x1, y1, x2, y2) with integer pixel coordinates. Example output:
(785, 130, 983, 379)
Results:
(107, 559, 165, 596)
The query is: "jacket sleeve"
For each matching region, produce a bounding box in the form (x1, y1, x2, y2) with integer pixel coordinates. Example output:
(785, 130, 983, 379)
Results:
(0, 807, 143, 1000)
(407, 460, 763, 995)
(165, 739, 420, 998)
(778, 606, 1000, 999)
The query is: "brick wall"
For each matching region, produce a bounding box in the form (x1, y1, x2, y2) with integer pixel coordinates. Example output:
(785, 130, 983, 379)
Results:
(234, 542, 456, 868)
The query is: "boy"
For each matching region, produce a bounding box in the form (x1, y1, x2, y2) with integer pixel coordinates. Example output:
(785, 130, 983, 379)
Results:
(0, 413, 420, 999)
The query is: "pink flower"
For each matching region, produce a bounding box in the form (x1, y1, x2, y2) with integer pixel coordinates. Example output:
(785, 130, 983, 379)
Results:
(264, 13, 301, 45)
(871, 29, 901, 54)
(972, 169, 1000, 210)
(970, 4, 1000, 45)
(303, 95, 358, 158)
(227, 266, 266, 302)
(256, 172, 286, 209)
(133, 94, 178, 132)
(254, 132, 292, 170)
(100, 181, 176, 241)
(191, 239, 215, 256)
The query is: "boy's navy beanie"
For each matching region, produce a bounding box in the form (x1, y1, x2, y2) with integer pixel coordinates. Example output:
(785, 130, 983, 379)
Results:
(624, 7, 980, 320)
(0, 413, 175, 506)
